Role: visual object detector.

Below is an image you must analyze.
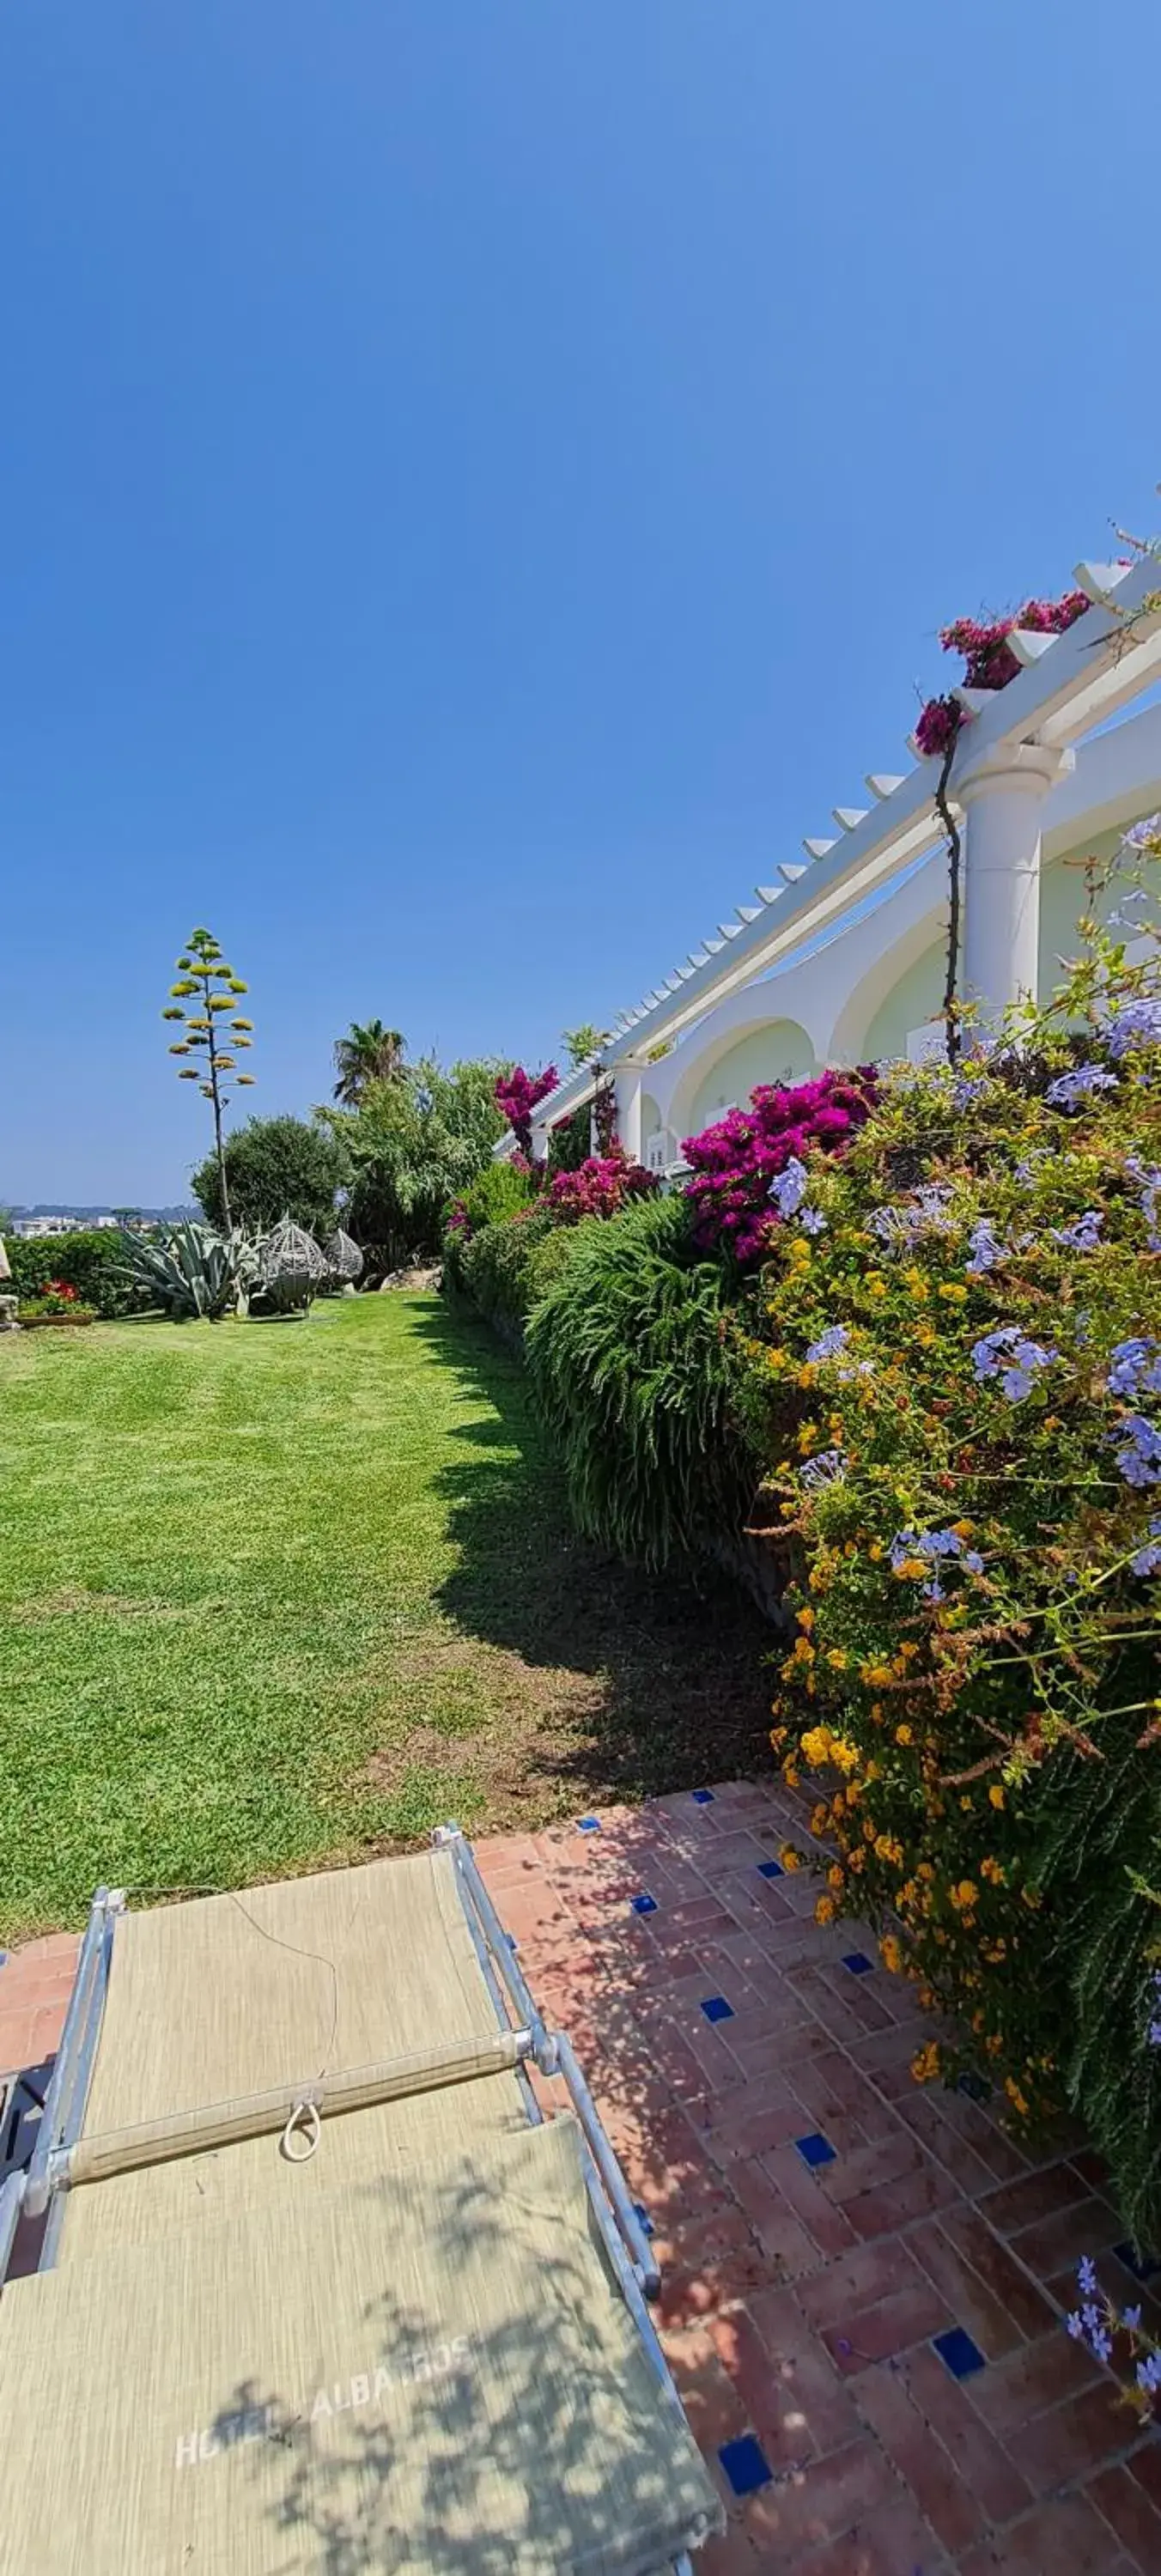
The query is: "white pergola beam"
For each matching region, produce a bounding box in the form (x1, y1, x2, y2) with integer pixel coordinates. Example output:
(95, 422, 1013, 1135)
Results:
(526, 549, 1161, 1129)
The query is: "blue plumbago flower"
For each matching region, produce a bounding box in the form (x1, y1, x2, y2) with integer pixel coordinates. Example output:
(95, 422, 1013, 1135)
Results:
(1045, 1062, 1119, 1109)
(1051, 1209, 1103, 1252)
(1122, 811, 1161, 849)
(1131, 1518, 1161, 1579)
(1014, 1150, 1049, 1185)
(1125, 2306, 1143, 2330)
(972, 1325, 1056, 1403)
(1078, 2257, 1098, 2297)
(1138, 2351, 1161, 2395)
(1108, 998, 1161, 1058)
(1148, 1969, 1161, 2047)
(1108, 1340, 1161, 1400)
(799, 1448, 846, 1492)
(966, 1218, 1003, 1275)
(805, 1326, 848, 1364)
(799, 1205, 828, 1235)
(952, 1066, 992, 1110)
(870, 1184, 957, 1252)
(1127, 1157, 1161, 1253)
(890, 1528, 984, 1579)
(1110, 1414, 1161, 1490)
(769, 1157, 808, 1216)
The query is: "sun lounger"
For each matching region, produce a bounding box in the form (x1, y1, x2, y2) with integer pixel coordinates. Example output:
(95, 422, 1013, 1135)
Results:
(0, 1831, 723, 2573)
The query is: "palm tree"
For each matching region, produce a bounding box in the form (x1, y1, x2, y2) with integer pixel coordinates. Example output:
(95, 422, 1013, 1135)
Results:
(331, 1020, 406, 1108)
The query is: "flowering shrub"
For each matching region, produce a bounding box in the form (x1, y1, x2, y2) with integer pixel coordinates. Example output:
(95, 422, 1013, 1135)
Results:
(17, 1289, 97, 1324)
(546, 1143, 659, 1224)
(915, 587, 1091, 762)
(682, 1071, 877, 1263)
(494, 1064, 559, 1157)
(747, 865, 1161, 2241)
(46, 1278, 79, 1301)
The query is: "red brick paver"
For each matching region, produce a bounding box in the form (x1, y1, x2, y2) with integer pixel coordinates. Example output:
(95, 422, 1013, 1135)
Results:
(479, 1782, 1158, 2573)
(3, 1789, 1157, 2570)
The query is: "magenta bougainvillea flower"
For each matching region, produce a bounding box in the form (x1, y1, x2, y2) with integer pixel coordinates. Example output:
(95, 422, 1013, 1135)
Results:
(681, 1068, 876, 1263)
(547, 1143, 659, 1223)
(495, 1063, 559, 1156)
(915, 588, 1090, 762)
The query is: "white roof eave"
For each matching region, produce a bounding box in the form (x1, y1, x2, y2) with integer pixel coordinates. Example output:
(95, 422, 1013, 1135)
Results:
(526, 549, 1161, 1127)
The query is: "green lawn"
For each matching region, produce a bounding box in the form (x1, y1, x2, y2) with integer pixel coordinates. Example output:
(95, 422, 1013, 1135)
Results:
(0, 1296, 769, 1939)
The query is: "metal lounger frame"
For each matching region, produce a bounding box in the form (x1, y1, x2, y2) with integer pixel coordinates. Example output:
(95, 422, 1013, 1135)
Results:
(0, 1838, 696, 2576)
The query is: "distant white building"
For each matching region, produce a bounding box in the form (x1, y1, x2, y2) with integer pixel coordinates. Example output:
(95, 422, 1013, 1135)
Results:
(520, 545, 1161, 1173)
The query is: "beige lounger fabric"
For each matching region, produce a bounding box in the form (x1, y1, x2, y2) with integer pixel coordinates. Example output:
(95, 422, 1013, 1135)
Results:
(62, 2075, 528, 2261)
(0, 2113, 721, 2574)
(80, 1847, 493, 2137)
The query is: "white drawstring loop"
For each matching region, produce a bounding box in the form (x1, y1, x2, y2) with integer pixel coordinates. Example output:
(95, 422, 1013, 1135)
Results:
(280, 2098, 322, 2164)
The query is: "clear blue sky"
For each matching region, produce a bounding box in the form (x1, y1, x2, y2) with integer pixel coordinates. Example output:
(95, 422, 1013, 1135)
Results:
(3, 2, 1159, 1204)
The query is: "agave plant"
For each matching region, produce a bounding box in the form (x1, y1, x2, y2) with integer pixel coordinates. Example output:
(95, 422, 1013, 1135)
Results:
(115, 1222, 257, 1321)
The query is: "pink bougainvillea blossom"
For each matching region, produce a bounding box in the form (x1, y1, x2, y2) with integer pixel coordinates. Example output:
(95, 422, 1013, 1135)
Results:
(547, 1143, 659, 1224)
(495, 1063, 559, 1157)
(915, 588, 1090, 764)
(682, 1069, 876, 1263)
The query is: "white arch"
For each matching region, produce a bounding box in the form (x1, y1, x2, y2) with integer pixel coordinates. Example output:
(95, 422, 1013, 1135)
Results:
(665, 1011, 818, 1145)
(824, 892, 945, 1064)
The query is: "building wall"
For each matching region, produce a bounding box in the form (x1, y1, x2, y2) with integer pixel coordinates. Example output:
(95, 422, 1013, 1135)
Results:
(684, 1020, 817, 1135)
(859, 940, 945, 1062)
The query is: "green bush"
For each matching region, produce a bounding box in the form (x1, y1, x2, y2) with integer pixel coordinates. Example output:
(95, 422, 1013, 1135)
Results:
(461, 1159, 536, 1230)
(525, 1192, 760, 1568)
(457, 1205, 584, 1334)
(191, 1115, 349, 1235)
(2, 1231, 133, 1317)
(546, 1103, 592, 1175)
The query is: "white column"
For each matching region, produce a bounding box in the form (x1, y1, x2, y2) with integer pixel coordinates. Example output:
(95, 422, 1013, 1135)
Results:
(530, 1121, 551, 1167)
(613, 1065, 643, 1162)
(957, 740, 1073, 1030)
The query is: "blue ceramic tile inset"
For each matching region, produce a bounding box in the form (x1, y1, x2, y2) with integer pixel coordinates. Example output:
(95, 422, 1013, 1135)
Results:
(576, 1815, 601, 1833)
(700, 1995, 734, 2024)
(794, 2131, 836, 2169)
(933, 2327, 986, 2380)
(842, 1952, 873, 1976)
(691, 1789, 715, 1806)
(757, 1859, 784, 1880)
(718, 2434, 772, 2499)
(630, 1893, 658, 1917)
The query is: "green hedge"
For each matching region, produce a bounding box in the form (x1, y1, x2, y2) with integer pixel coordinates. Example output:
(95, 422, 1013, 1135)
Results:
(525, 1192, 760, 1568)
(2, 1231, 134, 1318)
(458, 1205, 586, 1336)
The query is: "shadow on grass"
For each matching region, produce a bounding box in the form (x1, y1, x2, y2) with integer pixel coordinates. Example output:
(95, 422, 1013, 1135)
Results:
(410, 1299, 775, 1805)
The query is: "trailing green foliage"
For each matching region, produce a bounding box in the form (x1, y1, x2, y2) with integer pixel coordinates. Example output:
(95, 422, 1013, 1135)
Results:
(526, 1193, 759, 1568)
(115, 1222, 257, 1321)
(191, 1114, 350, 1235)
(1, 1230, 136, 1318)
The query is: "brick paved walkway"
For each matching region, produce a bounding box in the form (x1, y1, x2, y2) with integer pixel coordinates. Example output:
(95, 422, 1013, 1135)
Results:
(3, 1783, 1159, 2571)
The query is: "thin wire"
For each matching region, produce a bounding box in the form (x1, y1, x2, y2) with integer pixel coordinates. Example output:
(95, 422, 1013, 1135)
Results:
(222, 1887, 355, 2089)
